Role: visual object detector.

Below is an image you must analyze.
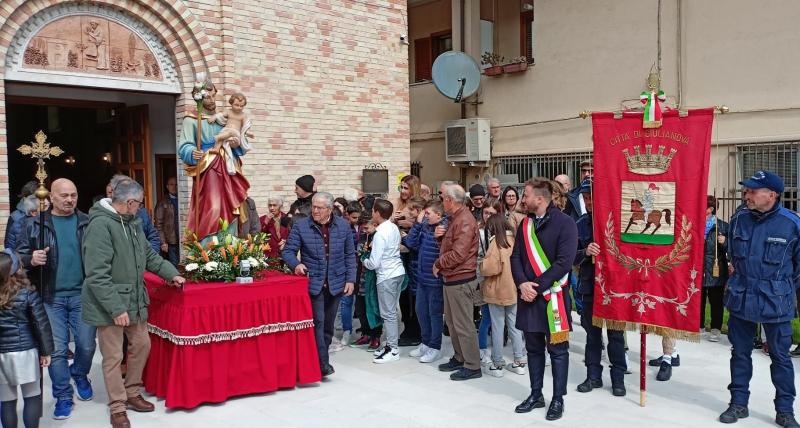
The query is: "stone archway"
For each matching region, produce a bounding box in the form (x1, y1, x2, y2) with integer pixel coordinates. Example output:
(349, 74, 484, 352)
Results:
(0, 0, 218, 235)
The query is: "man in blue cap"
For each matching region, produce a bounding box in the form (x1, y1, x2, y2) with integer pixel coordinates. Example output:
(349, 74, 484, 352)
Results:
(719, 170, 799, 427)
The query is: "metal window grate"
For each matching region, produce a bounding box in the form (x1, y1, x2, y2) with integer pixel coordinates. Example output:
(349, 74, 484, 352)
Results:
(497, 151, 592, 185)
(410, 161, 422, 178)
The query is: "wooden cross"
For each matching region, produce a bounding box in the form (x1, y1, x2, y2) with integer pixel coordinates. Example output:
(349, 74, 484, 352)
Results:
(17, 130, 63, 208)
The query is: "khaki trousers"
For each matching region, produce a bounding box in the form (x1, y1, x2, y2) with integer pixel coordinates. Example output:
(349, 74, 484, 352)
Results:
(443, 279, 481, 370)
(97, 322, 150, 414)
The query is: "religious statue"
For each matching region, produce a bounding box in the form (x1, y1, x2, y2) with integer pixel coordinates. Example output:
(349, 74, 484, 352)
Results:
(178, 75, 251, 240)
(84, 20, 109, 70)
(209, 93, 254, 175)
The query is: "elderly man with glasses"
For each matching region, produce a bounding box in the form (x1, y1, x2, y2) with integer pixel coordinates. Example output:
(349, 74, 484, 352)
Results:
(282, 192, 356, 377)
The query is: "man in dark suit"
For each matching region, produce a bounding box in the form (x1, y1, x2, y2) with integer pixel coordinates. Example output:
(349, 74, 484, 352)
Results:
(510, 178, 578, 421)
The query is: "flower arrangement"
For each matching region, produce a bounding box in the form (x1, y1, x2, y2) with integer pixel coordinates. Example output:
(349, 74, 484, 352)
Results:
(183, 218, 275, 283)
(192, 71, 209, 108)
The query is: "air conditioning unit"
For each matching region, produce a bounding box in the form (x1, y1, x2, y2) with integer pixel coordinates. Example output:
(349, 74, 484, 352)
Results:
(444, 118, 490, 163)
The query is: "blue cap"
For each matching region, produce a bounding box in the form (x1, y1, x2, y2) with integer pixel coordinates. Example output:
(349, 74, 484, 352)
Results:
(578, 178, 592, 194)
(739, 170, 784, 193)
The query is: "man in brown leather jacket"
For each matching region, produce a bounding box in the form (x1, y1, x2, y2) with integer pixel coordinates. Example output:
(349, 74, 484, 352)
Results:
(433, 183, 482, 381)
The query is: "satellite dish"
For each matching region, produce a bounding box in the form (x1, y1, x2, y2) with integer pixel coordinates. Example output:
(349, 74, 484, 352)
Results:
(432, 51, 481, 103)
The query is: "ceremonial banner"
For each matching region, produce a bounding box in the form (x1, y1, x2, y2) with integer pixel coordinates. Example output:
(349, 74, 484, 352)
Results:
(591, 109, 713, 338)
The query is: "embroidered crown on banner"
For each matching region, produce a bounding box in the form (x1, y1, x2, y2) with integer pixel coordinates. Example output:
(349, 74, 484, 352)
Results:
(623, 144, 677, 175)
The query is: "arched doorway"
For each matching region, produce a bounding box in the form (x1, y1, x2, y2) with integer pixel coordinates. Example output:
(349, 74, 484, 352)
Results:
(0, 0, 216, 238)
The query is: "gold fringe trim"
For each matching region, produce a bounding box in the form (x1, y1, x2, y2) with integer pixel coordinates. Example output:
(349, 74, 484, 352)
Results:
(592, 316, 700, 342)
(550, 331, 570, 344)
(147, 319, 315, 346)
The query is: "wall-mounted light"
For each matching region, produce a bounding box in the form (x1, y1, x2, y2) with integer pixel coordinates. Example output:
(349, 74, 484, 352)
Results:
(102, 152, 112, 163)
(64, 155, 76, 166)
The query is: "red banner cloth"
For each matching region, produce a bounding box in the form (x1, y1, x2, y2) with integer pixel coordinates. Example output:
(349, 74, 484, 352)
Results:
(591, 108, 713, 338)
(142, 271, 321, 409)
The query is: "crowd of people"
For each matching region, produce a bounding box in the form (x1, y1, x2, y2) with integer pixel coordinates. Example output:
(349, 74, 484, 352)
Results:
(0, 162, 798, 427)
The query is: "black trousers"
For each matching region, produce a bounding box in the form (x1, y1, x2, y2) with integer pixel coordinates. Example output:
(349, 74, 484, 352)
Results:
(700, 287, 725, 330)
(579, 295, 626, 384)
(310, 288, 343, 368)
(525, 331, 569, 399)
(354, 294, 382, 338)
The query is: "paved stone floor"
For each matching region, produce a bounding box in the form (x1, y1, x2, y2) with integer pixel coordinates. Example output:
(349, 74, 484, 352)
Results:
(33, 314, 800, 427)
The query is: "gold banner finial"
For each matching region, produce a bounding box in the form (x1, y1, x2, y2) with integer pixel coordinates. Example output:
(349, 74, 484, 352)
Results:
(17, 130, 63, 209)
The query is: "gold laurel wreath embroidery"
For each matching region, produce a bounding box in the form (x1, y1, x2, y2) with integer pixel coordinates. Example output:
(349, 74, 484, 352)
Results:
(604, 212, 693, 276)
(598, 212, 699, 316)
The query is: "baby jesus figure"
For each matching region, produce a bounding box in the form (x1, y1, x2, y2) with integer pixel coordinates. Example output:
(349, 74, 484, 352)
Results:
(209, 92, 254, 175)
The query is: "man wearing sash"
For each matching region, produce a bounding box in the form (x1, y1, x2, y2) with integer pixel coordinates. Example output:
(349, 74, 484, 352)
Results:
(511, 178, 577, 421)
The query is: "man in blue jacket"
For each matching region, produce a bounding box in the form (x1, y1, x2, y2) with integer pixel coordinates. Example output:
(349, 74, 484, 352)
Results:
(282, 192, 356, 377)
(510, 178, 577, 421)
(719, 170, 799, 428)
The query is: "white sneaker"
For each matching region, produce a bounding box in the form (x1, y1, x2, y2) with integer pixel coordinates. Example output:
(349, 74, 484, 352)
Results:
(709, 329, 721, 342)
(341, 331, 352, 347)
(506, 361, 527, 375)
(485, 363, 504, 378)
(329, 337, 344, 353)
(409, 344, 428, 358)
(419, 347, 441, 363)
(373, 346, 400, 364)
(480, 349, 492, 366)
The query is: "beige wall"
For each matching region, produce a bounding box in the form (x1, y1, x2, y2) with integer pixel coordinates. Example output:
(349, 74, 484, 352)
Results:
(411, 0, 800, 188)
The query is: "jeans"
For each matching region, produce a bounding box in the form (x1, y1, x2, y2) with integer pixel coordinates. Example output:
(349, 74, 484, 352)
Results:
(167, 244, 180, 268)
(727, 315, 796, 413)
(478, 304, 491, 350)
(416, 286, 444, 350)
(579, 295, 625, 384)
(339, 294, 354, 333)
(377, 276, 404, 349)
(44, 295, 97, 401)
(310, 288, 343, 368)
(487, 303, 525, 365)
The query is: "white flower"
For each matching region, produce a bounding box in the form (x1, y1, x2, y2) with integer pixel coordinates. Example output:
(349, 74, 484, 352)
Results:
(195, 72, 207, 84)
(193, 93, 203, 101)
(204, 261, 218, 271)
(247, 257, 259, 268)
(211, 236, 220, 246)
(194, 81, 203, 89)
(200, 89, 208, 97)
(185, 263, 199, 272)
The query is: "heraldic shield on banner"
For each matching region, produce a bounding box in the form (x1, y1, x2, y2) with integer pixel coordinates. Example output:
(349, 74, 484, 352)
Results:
(591, 109, 713, 339)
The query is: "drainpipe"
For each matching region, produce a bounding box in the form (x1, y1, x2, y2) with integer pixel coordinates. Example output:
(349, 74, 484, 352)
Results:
(460, 0, 466, 119)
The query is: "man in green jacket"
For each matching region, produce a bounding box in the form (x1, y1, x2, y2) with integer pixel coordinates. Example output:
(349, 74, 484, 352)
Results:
(82, 178, 184, 428)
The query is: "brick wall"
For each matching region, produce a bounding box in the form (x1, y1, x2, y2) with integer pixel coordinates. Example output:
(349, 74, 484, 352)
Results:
(0, 0, 410, 239)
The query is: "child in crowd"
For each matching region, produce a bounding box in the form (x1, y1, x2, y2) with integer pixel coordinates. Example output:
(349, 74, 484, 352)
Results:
(364, 200, 406, 364)
(351, 218, 383, 351)
(480, 214, 527, 377)
(477, 200, 502, 365)
(336, 202, 364, 348)
(0, 250, 54, 428)
(402, 200, 446, 363)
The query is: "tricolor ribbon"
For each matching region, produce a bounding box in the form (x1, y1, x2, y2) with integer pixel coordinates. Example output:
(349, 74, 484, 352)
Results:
(640, 89, 666, 128)
(522, 217, 570, 344)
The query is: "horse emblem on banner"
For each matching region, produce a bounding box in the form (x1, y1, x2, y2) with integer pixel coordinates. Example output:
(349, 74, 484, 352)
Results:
(622, 181, 675, 245)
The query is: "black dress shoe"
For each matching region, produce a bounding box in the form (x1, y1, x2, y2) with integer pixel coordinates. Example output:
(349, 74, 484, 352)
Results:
(438, 357, 463, 372)
(450, 367, 482, 381)
(545, 399, 564, 421)
(656, 361, 672, 381)
(777, 413, 800, 428)
(648, 354, 680, 367)
(612, 384, 626, 397)
(576, 378, 603, 393)
(514, 394, 545, 413)
(398, 336, 422, 347)
(719, 404, 748, 423)
(320, 364, 335, 377)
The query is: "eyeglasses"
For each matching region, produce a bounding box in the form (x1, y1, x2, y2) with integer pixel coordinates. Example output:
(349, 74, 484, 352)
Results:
(311, 206, 330, 211)
(128, 199, 144, 206)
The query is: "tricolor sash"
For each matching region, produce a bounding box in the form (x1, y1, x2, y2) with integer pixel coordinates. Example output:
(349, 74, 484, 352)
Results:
(522, 217, 570, 344)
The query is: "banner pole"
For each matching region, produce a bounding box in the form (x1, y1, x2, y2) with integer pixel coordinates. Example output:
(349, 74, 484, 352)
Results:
(640, 326, 647, 407)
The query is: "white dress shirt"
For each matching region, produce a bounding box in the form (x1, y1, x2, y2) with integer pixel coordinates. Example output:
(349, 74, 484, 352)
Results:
(363, 219, 405, 283)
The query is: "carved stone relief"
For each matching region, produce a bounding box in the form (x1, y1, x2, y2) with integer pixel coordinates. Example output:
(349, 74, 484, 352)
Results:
(22, 15, 162, 81)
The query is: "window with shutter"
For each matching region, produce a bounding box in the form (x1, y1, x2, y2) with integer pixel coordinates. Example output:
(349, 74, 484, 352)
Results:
(414, 37, 432, 82)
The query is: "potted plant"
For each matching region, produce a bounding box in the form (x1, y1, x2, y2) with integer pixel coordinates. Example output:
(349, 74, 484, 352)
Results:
(503, 56, 529, 74)
(481, 52, 505, 76)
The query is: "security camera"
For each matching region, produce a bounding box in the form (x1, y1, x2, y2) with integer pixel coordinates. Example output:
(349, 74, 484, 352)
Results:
(400, 35, 409, 45)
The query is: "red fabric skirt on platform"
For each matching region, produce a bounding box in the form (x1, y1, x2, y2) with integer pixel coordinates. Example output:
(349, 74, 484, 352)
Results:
(143, 271, 321, 409)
